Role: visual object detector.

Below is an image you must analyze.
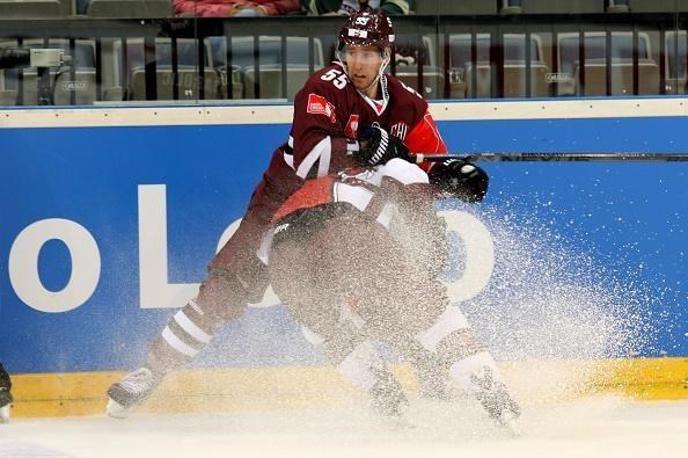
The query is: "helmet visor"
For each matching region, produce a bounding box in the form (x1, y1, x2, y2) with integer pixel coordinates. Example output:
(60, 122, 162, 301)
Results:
(341, 46, 385, 65)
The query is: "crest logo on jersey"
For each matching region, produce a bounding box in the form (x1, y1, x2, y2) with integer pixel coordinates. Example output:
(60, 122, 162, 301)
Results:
(345, 114, 360, 138)
(307, 93, 337, 124)
(390, 122, 409, 141)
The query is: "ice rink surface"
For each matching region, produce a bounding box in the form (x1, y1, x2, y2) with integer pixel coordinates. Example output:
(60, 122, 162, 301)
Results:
(1, 397, 687, 458)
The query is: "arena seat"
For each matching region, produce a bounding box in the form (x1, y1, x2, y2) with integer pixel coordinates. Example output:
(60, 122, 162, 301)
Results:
(129, 66, 223, 100)
(87, 0, 170, 17)
(0, 0, 62, 17)
(112, 38, 227, 100)
(449, 33, 550, 98)
(391, 35, 444, 99)
(572, 59, 660, 95)
(17, 69, 97, 104)
(664, 30, 687, 94)
(627, 0, 688, 12)
(520, 0, 605, 14)
(223, 36, 324, 99)
(557, 31, 660, 96)
(606, 0, 630, 13)
(415, 0, 497, 15)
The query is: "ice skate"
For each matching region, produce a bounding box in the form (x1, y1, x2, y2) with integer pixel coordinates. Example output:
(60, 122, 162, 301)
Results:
(106, 367, 163, 419)
(0, 388, 12, 424)
(368, 364, 409, 420)
(0, 365, 12, 424)
(472, 367, 521, 434)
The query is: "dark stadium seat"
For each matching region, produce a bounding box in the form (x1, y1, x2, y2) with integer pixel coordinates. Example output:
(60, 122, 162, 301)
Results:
(129, 66, 223, 100)
(17, 69, 98, 104)
(557, 32, 660, 96)
(115, 39, 226, 100)
(391, 35, 445, 99)
(220, 36, 324, 100)
(572, 59, 660, 95)
(664, 31, 687, 93)
(520, 0, 605, 14)
(449, 33, 550, 98)
(87, 0, 171, 17)
(0, 0, 63, 17)
(241, 64, 310, 99)
(627, 0, 688, 12)
(415, 0, 498, 15)
(606, 0, 630, 12)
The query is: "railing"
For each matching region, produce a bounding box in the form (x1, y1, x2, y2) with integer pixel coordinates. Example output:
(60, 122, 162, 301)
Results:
(1, 13, 688, 106)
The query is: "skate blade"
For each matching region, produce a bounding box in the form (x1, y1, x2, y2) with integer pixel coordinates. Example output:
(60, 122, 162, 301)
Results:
(106, 398, 130, 419)
(0, 404, 10, 424)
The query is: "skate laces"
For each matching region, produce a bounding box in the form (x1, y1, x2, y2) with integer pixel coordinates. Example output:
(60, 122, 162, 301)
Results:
(118, 368, 156, 393)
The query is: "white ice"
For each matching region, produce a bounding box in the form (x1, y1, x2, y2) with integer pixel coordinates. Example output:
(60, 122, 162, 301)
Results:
(1, 397, 687, 458)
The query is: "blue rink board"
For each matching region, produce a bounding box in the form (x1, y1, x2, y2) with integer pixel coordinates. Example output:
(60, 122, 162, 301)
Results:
(0, 114, 686, 373)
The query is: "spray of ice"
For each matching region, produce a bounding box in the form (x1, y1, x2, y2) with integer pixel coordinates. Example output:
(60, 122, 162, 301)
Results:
(445, 201, 655, 405)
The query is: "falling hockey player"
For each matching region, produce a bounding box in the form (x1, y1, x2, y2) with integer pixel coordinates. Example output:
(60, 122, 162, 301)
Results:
(265, 156, 521, 428)
(106, 8, 519, 427)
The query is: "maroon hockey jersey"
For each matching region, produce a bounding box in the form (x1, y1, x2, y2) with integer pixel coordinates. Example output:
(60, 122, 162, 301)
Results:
(284, 62, 447, 179)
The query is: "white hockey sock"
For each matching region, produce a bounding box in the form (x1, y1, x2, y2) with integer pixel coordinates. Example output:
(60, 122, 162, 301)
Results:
(336, 340, 386, 392)
(0, 404, 9, 423)
(416, 305, 471, 352)
(160, 303, 213, 358)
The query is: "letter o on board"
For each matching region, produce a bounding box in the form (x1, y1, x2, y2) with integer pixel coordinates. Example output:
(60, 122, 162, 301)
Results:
(9, 218, 101, 313)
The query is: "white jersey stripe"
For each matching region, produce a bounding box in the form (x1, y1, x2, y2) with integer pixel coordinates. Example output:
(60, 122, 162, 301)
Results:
(317, 139, 332, 177)
(296, 136, 331, 179)
(173, 310, 212, 344)
(162, 326, 200, 357)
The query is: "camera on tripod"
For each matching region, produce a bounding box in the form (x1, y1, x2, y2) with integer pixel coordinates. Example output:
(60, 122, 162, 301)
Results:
(0, 48, 72, 104)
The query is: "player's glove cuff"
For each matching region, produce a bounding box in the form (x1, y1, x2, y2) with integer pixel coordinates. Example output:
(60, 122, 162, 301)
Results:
(354, 126, 411, 166)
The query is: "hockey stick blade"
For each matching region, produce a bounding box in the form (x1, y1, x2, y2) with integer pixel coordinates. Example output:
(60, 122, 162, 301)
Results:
(413, 152, 688, 163)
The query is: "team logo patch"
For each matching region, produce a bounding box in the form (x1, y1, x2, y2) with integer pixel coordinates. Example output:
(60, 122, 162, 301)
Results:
(345, 114, 360, 138)
(307, 93, 337, 124)
(390, 122, 409, 141)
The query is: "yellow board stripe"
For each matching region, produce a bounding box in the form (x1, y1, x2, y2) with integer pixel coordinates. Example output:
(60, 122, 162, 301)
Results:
(7, 358, 688, 418)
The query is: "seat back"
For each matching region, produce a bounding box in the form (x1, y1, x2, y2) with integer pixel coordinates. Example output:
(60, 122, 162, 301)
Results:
(129, 66, 221, 100)
(87, 0, 170, 17)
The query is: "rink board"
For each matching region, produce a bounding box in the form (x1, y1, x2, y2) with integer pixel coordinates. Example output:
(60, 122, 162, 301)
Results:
(1, 98, 688, 416)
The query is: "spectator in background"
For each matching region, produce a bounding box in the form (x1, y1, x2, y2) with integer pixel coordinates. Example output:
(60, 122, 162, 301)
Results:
(174, 0, 300, 17)
(304, 0, 414, 16)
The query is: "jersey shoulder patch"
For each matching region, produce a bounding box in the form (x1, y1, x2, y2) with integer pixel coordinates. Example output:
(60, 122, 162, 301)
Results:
(306, 93, 337, 124)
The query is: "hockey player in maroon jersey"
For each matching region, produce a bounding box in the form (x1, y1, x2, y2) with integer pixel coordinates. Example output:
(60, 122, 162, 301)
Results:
(107, 9, 464, 418)
(266, 158, 520, 428)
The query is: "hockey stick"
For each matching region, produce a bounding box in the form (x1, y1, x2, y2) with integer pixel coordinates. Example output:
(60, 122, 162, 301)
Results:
(413, 152, 688, 163)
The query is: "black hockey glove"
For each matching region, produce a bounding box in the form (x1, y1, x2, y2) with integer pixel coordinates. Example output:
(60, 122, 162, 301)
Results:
(353, 126, 411, 166)
(428, 159, 489, 202)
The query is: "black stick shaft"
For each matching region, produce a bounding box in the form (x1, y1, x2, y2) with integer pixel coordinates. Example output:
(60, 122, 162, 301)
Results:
(414, 153, 688, 163)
